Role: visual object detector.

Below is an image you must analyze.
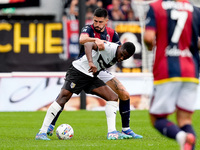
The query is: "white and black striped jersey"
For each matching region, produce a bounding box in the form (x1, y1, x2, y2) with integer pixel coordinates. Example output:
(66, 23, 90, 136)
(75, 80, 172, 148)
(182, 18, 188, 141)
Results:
(72, 42, 119, 77)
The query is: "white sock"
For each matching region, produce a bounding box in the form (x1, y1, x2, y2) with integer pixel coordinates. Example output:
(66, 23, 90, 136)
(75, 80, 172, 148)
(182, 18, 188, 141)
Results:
(105, 101, 118, 133)
(176, 131, 187, 150)
(122, 127, 130, 131)
(40, 101, 61, 133)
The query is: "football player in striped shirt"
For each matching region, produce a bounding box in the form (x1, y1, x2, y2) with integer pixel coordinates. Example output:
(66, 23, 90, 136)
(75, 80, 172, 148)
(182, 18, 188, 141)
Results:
(144, 0, 200, 149)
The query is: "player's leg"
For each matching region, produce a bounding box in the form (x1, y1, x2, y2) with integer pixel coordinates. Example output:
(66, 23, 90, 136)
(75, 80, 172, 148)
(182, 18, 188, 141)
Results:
(149, 83, 182, 140)
(149, 82, 196, 150)
(98, 70, 142, 139)
(90, 80, 132, 140)
(176, 109, 196, 150)
(150, 114, 184, 141)
(106, 77, 143, 139)
(150, 113, 195, 150)
(176, 82, 198, 150)
(37, 66, 83, 140)
(47, 66, 86, 136)
(47, 94, 63, 136)
(36, 89, 73, 140)
(47, 109, 62, 136)
(149, 82, 181, 139)
(92, 84, 118, 132)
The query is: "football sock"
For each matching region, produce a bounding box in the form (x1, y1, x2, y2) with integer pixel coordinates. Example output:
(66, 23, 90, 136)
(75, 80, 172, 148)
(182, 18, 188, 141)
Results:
(176, 131, 187, 149)
(105, 101, 118, 133)
(122, 127, 130, 131)
(119, 99, 130, 128)
(180, 124, 196, 137)
(51, 109, 63, 126)
(181, 124, 196, 150)
(154, 118, 181, 139)
(50, 94, 63, 126)
(40, 101, 61, 133)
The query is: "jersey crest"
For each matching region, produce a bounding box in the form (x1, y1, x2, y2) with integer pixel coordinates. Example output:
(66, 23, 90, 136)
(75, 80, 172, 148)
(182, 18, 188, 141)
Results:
(106, 34, 110, 41)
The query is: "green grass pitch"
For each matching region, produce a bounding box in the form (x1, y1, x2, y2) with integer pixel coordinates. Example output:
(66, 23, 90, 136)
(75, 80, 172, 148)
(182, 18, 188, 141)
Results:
(0, 110, 199, 150)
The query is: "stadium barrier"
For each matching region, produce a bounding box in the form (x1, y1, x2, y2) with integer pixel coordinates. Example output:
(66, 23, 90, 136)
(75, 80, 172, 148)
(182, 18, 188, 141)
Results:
(0, 72, 200, 111)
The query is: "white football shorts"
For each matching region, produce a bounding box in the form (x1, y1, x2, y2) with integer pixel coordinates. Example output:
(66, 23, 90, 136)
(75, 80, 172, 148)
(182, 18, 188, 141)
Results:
(149, 82, 198, 115)
(97, 70, 115, 83)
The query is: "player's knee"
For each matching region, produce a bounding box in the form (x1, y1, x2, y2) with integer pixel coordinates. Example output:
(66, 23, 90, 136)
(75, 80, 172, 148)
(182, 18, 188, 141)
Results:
(110, 93, 118, 102)
(114, 94, 119, 101)
(118, 91, 130, 100)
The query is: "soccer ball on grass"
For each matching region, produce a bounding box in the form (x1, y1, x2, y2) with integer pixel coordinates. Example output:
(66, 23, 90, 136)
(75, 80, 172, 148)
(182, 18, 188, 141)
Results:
(56, 124, 74, 140)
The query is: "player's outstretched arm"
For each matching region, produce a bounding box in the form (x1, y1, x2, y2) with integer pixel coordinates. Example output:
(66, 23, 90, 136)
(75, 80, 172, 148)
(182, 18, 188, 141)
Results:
(80, 33, 105, 50)
(79, 33, 96, 44)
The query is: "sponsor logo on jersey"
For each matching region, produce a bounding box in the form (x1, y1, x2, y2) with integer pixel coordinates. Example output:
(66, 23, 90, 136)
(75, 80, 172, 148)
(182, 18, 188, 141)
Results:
(165, 46, 192, 57)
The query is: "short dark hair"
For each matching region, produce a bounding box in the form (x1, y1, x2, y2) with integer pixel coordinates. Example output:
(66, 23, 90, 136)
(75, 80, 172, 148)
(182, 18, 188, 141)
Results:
(94, 8, 108, 18)
(122, 42, 135, 55)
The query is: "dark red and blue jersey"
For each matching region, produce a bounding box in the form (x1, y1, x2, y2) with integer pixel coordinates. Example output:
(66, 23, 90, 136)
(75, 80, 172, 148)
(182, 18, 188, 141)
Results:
(79, 24, 121, 57)
(145, 0, 200, 84)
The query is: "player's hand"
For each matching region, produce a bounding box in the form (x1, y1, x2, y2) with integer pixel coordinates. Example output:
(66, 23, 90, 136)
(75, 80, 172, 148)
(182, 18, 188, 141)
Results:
(88, 62, 97, 74)
(95, 38, 106, 50)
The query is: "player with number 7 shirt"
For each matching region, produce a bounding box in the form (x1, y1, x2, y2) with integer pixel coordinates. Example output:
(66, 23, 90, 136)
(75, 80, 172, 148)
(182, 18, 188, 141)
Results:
(144, 0, 200, 150)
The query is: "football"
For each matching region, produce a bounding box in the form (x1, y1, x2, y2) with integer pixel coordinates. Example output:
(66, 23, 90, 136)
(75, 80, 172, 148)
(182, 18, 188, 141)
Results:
(56, 124, 74, 140)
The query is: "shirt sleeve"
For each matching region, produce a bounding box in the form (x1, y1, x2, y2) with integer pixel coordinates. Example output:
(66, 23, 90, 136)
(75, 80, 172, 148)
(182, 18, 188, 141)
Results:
(198, 8, 200, 36)
(145, 5, 156, 31)
(81, 25, 94, 37)
(112, 31, 121, 45)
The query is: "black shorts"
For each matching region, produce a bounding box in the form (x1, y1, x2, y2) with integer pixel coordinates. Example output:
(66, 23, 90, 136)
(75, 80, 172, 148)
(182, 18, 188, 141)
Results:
(62, 66, 106, 94)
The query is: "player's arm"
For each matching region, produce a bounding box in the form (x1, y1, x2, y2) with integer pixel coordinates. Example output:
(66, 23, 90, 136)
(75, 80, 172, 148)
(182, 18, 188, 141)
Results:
(84, 42, 98, 74)
(144, 29, 155, 51)
(79, 33, 105, 50)
(112, 31, 121, 45)
(79, 33, 96, 44)
(144, 5, 156, 51)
